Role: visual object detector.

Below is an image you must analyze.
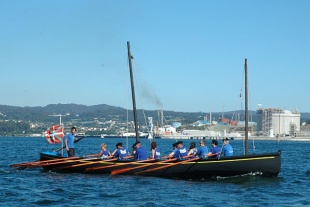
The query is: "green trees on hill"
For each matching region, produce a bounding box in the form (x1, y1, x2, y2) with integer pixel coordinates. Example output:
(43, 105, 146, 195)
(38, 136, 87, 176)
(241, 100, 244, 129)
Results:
(0, 121, 30, 135)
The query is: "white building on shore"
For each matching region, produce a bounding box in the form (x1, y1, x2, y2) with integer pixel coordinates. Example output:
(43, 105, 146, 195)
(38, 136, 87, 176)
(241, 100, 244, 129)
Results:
(256, 104, 300, 137)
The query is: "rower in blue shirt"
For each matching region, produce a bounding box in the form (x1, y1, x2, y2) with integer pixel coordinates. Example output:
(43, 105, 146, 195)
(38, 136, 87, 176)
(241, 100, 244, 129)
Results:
(174, 141, 187, 159)
(167, 142, 178, 158)
(86, 143, 111, 159)
(112, 142, 128, 159)
(196, 140, 208, 158)
(133, 141, 148, 160)
(208, 139, 221, 158)
(222, 138, 233, 156)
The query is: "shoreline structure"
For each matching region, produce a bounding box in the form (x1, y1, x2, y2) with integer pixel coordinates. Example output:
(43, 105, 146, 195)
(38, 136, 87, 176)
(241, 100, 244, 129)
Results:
(159, 135, 310, 141)
(2, 135, 310, 141)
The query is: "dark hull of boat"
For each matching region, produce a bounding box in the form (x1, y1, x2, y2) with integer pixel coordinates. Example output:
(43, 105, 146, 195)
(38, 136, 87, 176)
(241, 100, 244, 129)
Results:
(144, 151, 281, 179)
(39, 151, 281, 179)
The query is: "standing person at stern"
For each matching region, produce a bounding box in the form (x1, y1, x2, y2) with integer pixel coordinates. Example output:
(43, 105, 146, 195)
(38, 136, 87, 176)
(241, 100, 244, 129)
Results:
(65, 126, 77, 157)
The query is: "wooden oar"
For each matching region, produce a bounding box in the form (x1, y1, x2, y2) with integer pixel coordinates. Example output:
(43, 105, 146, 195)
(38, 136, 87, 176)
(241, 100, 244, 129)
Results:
(84, 159, 155, 172)
(13, 157, 79, 170)
(10, 156, 80, 168)
(53, 158, 118, 170)
(135, 157, 200, 175)
(161, 156, 173, 159)
(27, 157, 99, 168)
(111, 158, 176, 175)
(42, 155, 132, 170)
(161, 154, 193, 159)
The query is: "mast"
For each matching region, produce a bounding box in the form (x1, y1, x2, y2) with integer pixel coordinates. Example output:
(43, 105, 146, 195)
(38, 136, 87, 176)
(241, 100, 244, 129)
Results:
(244, 59, 249, 155)
(127, 41, 140, 142)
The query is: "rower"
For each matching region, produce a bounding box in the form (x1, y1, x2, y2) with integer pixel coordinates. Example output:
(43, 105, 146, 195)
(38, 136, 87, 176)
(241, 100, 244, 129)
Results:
(196, 140, 208, 158)
(221, 138, 233, 156)
(174, 141, 187, 159)
(150, 141, 160, 159)
(86, 143, 112, 159)
(187, 142, 197, 157)
(208, 140, 221, 158)
(133, 141, 148, 160)
(111, 142, 128, 159)
(167, 142, 178, 159)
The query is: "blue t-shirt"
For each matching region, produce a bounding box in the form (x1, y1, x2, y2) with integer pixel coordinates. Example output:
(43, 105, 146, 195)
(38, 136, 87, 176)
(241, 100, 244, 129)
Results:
(174, 147, 187, 158)
(154, 148, 161, 159)
(114, 147, 128, 159)
(100, 149, 109, 159)
(134, 147, 148, 160)
(209, 146, 221, 158)
(65, 133, 75, 148)
(196, 146, 208, 158)
(223, 144, 233, 156)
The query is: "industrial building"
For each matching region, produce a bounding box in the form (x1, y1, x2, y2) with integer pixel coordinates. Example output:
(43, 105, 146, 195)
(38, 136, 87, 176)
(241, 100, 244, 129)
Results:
(256, 104, 300, 137)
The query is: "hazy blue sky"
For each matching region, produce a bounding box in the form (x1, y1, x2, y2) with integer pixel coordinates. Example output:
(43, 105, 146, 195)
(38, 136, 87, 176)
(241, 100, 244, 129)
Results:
(0, 0, 309, 113)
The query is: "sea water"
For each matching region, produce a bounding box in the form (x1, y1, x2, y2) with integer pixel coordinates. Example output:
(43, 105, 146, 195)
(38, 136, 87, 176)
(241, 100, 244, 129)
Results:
(0, 137, 309, 207)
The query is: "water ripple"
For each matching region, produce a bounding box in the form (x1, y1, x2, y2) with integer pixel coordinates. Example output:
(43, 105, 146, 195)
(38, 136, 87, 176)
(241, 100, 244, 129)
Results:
(1, 138, 310, 207)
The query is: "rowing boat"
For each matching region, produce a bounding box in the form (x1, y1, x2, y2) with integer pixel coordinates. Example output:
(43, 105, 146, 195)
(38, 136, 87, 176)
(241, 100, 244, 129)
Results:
(37, 150, 281, 179)
(10, 47, 281, 180)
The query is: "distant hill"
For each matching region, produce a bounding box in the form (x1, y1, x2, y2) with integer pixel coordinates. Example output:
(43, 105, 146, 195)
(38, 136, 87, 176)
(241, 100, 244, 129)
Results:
(0, 103, 309, 124)
(0, 104, 126, 123)
(301, 112, 310, 120)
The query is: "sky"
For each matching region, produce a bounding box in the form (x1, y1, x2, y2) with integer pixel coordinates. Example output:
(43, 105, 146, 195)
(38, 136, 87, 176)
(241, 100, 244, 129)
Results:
(0, 0, 309, 113)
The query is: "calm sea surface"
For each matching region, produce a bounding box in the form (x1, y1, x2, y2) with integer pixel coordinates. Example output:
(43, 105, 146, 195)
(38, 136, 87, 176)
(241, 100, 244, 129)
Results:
(1, 137, 309, 207)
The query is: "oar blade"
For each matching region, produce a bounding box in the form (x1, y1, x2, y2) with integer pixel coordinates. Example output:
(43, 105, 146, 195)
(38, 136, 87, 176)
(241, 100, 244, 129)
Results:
(111, 168, 132, 175)
(10, 157, 80, 168)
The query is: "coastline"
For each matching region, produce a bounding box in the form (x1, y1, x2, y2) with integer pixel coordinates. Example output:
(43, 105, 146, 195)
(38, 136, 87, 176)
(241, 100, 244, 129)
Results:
(233, 136, 310, 142)
(157, 135, 310, 142)
(1, 135, 310, 142)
